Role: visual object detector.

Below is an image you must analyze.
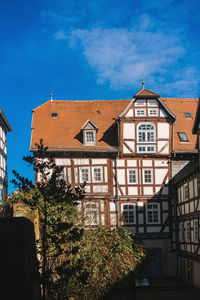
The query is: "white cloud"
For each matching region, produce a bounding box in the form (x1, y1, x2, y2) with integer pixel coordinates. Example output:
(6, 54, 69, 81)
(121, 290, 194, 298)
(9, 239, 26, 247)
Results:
(60, 27, 186, 89)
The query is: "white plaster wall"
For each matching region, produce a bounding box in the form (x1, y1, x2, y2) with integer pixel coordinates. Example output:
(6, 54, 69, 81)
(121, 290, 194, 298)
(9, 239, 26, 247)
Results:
(138, 201, 144, 207)
(118, 169, 125, 185)
(125, 109, 133, 117)
(55, 158, 71, 166)
(119, 187, 126, 195)
(101, 214, 105, 225)
(189, 180, 194, 199)
(138, 227, 144, 233)
(162, 201, 168, 210)
(116, 159, 125, 167)
(190, 201, 194, 213)
(138, 214, 144, 224)
(73, 158, 89, 165)
(146, 227, 160, 233)
(155, 168, 168, 184)
(157, 123, 169, 139)
(157, 141, 169, 154)
(110, 214, 117, 225)
(104, 166, 108, 182)
(128, 187, 138, 195)
(100, 200, 104, 211)
(93, 185, 108, 193)
(163, 213, 168, 223)
(85, 186, 90, 192)
(154, 160, 168, 167)
(127, 160, 137, 167)
(123, 141, 135, 152)
(110, 202, 116, 211)
(123, 123, 135, 139)
(142, 160, 152, 167)
(143, 186, 153, 195)
(194, 178, 198, 197)
(92, 159, 107, 164)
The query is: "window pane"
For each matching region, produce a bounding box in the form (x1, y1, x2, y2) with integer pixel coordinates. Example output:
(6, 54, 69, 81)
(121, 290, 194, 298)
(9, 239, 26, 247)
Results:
(93, 168, 101, 181)
(82, 168, 89, 182)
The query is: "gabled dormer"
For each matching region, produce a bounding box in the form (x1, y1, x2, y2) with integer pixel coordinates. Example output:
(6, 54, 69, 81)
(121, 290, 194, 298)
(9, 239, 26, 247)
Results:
(118, 88, 176, 155)
(81, 119, 98, 146)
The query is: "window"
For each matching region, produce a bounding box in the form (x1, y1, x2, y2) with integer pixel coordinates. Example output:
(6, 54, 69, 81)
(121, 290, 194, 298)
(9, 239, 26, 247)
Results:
(92, 167, 102, 182)
(186, 222, 191, 241)
(84, 202, 99, 225)
(146, 203, 160, 224)
(185, 112, 192, 118)
(137, 123, 155, 142)
(148, 108, 158, 116)
(81, 168, 89, 183)
(51, 112, 58, 118)
(135, 109, 146, 117)
(121, 204, 136, 225)
(147, 99, 158, 107)
(180, 223, 184, 242)
(183, 184, 189, 201)
(128, 169, 137, 184)
(178, 132, 188, 142)
(194, 220, 199, 242)
(137, 145, 155, 153)
(86, 131, 95, 143)
(143, 169, 153, 184)
(135, 99, 146, 106)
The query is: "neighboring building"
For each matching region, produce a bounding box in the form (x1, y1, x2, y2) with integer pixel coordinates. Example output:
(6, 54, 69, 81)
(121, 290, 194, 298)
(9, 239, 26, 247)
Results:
(173, 97, 200, 287)
(0, 107, 12, 201)
(30, 88, 198, 278)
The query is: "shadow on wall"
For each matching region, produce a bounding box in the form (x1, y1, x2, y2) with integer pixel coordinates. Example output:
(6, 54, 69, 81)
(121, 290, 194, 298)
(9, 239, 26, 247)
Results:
(0, 217, 40, 300)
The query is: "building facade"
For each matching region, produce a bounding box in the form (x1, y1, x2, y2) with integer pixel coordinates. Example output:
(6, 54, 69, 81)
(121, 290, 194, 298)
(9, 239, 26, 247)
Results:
(173, 97, 200, 287)
(30, 88, 198, 278)
(0, 107, 12, 201)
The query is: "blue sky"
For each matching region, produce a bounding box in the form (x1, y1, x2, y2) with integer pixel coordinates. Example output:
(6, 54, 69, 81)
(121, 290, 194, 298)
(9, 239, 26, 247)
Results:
(2, 0, 200, 192)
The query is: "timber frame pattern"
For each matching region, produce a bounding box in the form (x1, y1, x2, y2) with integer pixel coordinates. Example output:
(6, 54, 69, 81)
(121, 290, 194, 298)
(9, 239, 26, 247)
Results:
(30, 87, 199, 279)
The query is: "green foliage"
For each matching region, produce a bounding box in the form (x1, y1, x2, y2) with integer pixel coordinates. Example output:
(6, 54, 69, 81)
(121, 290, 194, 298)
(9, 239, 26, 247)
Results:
(7, 139, 85, 300)
(68, 226, 145, 300)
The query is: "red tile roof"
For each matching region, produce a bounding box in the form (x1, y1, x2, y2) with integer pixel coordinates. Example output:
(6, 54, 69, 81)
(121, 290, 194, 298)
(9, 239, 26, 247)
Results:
(30, 95, 198, 154)
(135, 88, 160, 96)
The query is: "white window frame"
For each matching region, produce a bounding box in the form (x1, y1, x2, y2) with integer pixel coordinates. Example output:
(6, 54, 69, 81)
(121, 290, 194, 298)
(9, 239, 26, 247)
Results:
(142, 169, 153, 184)
(148, 108, 158, 117)
(92, 166, 103, 183)
(83, 130, 96, 145)
(137, 145, 156, 153)
(135, 99, 146, 106)
(80, 167, 90, 183)
(146, 203, 160, 224)
(186, 222, 191, 241)
(147, 99, 158, 107)
(84, 202, 99, 225)
(137, 123, 156, 143)
(194, 220, 199, 242)
(183, 184, 189, 201)
(135, 108, 146, 117)
(121, 203, 136, 225)
(127, 169, 138, 184)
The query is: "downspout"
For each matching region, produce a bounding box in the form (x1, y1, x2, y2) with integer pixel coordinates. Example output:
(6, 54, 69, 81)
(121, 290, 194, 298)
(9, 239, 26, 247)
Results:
(114, 118, 120, 227)
(171, 121, 179, 276)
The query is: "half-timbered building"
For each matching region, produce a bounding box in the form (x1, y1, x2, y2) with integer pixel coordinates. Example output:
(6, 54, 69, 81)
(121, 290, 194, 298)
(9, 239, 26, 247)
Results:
(30, 88, 198, 278)
(173, 97, 200, 287)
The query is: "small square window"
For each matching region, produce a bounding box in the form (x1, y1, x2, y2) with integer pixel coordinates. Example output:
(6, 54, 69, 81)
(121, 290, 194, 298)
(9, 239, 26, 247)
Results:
(135, 109, 146, 117)
(148, 108, 158, 116)
(178, 132, 188, 142)
(51, 112, 58, 118)
(185, 112, 192, 118)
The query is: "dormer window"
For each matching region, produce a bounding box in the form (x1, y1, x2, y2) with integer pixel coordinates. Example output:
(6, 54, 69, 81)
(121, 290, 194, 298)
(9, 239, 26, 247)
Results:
(51, 112, 58, 118)
(85, 131, 95, 144)
(81, 119, 98, 146)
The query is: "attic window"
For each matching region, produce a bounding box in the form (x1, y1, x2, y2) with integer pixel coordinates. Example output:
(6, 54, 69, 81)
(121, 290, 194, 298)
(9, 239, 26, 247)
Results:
(178, 132, 189, 142)
(51, 112, 58, 118)
(185, 112, 192, 118)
